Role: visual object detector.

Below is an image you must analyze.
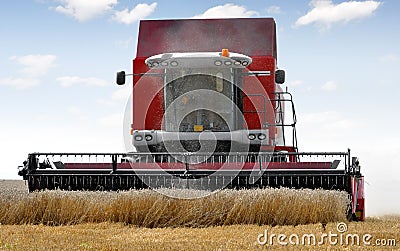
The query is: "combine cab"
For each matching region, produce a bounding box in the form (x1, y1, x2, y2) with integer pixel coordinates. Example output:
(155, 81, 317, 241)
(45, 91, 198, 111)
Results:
(18, 18, 365, 221)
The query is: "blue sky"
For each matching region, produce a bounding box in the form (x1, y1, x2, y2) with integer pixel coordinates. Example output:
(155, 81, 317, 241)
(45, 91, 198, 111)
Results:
(1, 0, 399, 215)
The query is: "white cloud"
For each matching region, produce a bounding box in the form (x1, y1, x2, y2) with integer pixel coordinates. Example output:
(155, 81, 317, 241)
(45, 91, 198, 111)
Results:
(57, 76, 109, 87)
(96, 86, 130, 107)
(112, 86, 131, 101)
(288, 80, 303, 87)
(321, 80, 337, 91)
(10, 54, 56, 77)
(301, 111, 358, 130)
(266, 5, 281, 15)
(67, 106, 88, 121)
(297, 111, 360, 151)
(0, 54, 56, 90)
(0, 77, 40, 90)
(97, 98, 115, 106)
(98, 113, 124, 127)
(380, 54, 398, 63)
(193, 3, 258, 19)
(67, 106, 81, 115)
(115, 36, 134, 48)
(295, 0, 381, 30)
(54, 0, 117, 21)
(113, 3, 157, 24)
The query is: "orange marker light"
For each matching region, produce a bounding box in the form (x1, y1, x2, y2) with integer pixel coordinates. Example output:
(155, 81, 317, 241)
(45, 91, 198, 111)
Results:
(182, 96, 188, 105)
(221, 48, 229, 57)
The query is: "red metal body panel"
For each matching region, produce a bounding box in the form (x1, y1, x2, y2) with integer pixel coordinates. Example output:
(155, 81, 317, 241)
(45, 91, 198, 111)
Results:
(132, 58, 163, 130)
(356, 176, 365, 221)
(242, 56, 276, 135)
(65, 162, 332, 170)
(350, 176, 365, 221)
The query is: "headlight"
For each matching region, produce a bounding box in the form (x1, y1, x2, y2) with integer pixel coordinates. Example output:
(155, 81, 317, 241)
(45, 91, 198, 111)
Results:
(242, 61, 249, 66)
(214, 60, 222, 66)
(170, 61, 178, 67)
(161, 61, 168, 66)
(145, 135, 152, 141)
(234, 61, 241, 66)
(248, 134, 256, 140)
(224, 61, 232, 66)
(152, 62, 159, 67)
(134, 135, 143, 141)
(258, 134, 266, 140)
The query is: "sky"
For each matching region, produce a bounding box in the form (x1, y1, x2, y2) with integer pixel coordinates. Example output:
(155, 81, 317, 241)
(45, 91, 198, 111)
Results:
(1, 0, 399, 216)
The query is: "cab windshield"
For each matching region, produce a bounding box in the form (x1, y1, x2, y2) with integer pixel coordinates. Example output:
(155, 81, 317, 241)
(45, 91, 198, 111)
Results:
(164, 68, 234, 132)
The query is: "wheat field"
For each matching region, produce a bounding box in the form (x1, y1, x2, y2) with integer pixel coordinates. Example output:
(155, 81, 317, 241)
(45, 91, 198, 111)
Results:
(1, 219, 399, 250)
(0, 181, 349, 227)
(1, 180, 398, 250)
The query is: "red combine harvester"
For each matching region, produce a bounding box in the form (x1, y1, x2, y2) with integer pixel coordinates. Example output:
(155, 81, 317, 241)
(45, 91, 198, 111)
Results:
(18, 18, 365, 221)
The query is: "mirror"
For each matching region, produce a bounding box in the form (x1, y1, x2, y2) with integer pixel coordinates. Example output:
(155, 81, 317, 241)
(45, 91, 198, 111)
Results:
(116, 71, 126, 85)
(275, 70, 285, 84)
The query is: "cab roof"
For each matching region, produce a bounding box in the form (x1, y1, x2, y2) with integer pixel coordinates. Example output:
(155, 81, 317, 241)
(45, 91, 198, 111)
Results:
(136, 18, 277, 59)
